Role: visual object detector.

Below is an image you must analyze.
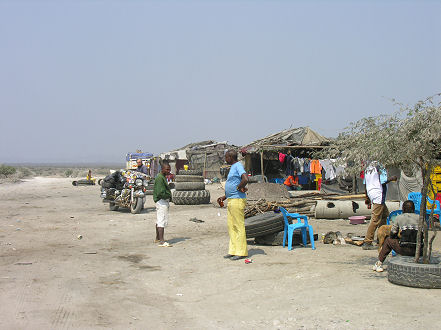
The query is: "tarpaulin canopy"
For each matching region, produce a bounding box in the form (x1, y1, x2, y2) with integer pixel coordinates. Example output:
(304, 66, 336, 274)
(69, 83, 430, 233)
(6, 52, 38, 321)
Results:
(126, 152, 153, 161)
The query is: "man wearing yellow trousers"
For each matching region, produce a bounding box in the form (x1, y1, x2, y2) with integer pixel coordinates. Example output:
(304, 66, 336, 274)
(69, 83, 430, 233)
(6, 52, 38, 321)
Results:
(217, 150, 249, 261)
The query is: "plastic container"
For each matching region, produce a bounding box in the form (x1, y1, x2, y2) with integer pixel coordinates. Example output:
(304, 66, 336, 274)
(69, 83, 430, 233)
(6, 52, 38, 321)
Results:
(349, 216, 366, 225)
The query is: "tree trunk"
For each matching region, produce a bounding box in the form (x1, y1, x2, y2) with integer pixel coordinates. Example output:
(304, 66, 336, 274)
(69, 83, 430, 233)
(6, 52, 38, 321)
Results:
(422, 207, 429, 264)
(415, 167, 430, 262)
(428, 229, 437, 263)
(422, 165, 436, 263)
(426, 178, 438, 262)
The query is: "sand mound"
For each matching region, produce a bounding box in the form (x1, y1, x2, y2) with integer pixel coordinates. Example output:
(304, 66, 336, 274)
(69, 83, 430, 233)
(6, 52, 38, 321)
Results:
(246, 182, 290, 201)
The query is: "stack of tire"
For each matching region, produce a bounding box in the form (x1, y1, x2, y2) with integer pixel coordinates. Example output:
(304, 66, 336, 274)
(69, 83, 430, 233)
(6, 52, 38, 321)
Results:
(172, 170, 210, 205)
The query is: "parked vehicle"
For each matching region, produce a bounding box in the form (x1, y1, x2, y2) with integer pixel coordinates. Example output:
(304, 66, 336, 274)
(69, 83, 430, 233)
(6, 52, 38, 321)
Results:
(100, 170, 151, 214)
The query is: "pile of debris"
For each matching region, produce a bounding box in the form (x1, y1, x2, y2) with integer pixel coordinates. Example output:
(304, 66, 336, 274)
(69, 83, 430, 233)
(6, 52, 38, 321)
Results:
(245, 198, 316, 218)
(244, 190, 371, 219)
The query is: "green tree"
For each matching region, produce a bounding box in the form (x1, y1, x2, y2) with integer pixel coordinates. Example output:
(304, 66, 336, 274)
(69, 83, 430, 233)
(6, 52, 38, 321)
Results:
(319, 94, 441, 263)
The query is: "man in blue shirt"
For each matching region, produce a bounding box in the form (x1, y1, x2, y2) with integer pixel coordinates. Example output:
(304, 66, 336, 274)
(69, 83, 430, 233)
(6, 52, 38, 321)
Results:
(135, 158, 149, 175)
(217, 150, 249, 260)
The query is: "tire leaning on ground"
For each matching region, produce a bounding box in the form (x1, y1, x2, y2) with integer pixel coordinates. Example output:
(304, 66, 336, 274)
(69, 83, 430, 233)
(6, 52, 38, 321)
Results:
(75, 179, 95, 185)
(254, 230, 318, 246)
(109, 202, 119, 211)
(130, 197, 143, 214)
(179, 170, 202, 176)
(175, 175, 204, 183)
(244, 212, 285, 238)
(387, 255, 441, 289)
(174, 182, 205, 191)
(172, 190, 210, 205)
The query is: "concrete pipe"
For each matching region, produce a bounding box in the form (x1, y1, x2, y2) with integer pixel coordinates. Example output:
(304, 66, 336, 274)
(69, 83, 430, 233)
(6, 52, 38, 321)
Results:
(315, 200, 400, 219)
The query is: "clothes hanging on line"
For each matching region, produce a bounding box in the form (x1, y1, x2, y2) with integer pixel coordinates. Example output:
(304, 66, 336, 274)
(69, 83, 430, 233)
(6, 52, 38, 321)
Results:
(292, 157, 301, 173)
(279, 153, 286, 164)
(285, 155, 294, 176)
(310, 159, 322, 174)
(320, 159, 337, 180)
(303, 159, 310, 175)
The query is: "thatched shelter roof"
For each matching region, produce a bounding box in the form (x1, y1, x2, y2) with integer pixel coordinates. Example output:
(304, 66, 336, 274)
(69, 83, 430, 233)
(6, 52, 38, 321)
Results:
(241, 127, 330, 154)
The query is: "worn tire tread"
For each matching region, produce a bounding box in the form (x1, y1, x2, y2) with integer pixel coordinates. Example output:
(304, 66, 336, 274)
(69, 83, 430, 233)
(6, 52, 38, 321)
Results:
(387, 255, 441, 289)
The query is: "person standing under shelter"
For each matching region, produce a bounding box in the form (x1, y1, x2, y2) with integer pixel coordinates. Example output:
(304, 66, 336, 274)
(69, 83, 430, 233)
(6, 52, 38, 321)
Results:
(373, 200, 420, 272)
(362, 163, 397, 250)
(153, 161, 172, 247)
(217, 150, 249, 260)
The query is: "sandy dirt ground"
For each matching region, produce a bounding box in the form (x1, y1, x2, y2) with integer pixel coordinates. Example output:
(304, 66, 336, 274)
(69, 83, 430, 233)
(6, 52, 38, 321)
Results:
(1, 178, 440, 329)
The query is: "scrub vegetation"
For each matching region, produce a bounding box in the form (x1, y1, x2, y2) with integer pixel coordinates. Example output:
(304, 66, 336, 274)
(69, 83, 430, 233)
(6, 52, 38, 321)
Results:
(319, 94, 441, 264)
(0, 164, 16, 176)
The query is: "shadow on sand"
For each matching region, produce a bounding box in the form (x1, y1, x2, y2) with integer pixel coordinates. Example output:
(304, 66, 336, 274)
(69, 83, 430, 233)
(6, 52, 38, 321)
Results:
(168, 237, 191, 245)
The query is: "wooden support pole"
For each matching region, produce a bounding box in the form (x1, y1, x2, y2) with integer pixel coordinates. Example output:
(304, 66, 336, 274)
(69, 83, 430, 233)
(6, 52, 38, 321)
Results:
(203, 151, 207, 179)
(260, 150, 264, 177)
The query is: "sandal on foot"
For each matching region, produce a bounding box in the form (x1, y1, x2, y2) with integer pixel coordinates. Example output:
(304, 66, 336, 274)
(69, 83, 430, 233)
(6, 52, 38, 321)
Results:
(158, 242, 172, 247)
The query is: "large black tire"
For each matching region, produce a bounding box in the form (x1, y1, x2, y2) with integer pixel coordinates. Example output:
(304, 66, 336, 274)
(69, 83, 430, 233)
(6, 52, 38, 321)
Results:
(245, 212, 284, 238)
(109, 202, 119, 211)
(175, 175, 204, 183)
(130, 198, 143, 214)
(179, 170, 202, 176)
(254, 230, 318, 246)
(387, 255, 441, 289)
(172, 190, 210, 205)
(174, 182, 205, 191)
(98, 178, 103, 186)
(75, 179, 95, 186)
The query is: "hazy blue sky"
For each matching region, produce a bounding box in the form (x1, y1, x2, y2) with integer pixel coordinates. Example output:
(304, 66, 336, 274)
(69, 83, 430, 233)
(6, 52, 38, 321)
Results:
(1, 0, 440, 163)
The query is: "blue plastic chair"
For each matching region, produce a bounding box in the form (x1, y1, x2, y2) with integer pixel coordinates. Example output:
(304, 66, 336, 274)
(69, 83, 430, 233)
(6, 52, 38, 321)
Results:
(386, 210, 402, 256)
(279, 207, 315, 251)
(386, 210, 403, 226)
(408, 192, 441, 217)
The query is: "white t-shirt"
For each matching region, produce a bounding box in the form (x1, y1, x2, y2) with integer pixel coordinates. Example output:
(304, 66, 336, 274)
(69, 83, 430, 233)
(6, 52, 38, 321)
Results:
(365, 166, 383, 204)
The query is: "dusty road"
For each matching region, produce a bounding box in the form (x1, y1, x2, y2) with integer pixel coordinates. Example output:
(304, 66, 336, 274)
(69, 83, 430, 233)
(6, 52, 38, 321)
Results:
(0, 178, 440, 329)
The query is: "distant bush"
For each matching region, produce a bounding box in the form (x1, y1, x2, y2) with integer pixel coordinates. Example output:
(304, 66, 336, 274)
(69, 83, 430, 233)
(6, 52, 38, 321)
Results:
(18, 167, 32, 177)
(0, 164, 16, 176)
(65, 169, 73, 177)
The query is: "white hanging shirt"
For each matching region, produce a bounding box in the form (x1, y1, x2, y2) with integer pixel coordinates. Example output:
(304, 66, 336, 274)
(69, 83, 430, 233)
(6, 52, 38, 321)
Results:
(365, 166, 383, 204)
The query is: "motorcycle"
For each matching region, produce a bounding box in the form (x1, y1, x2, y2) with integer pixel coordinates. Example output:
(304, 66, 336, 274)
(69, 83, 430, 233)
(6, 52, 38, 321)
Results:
(100, 170, 151, 214)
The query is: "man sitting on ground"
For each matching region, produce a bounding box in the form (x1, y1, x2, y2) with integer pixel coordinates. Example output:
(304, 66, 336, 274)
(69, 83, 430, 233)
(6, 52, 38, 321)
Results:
(373, 200, 420, 272)
(284, 171, 301, 191)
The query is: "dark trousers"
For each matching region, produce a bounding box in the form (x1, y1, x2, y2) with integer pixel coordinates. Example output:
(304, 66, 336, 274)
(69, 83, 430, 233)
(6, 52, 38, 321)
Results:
(378, 237, 416, 262)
